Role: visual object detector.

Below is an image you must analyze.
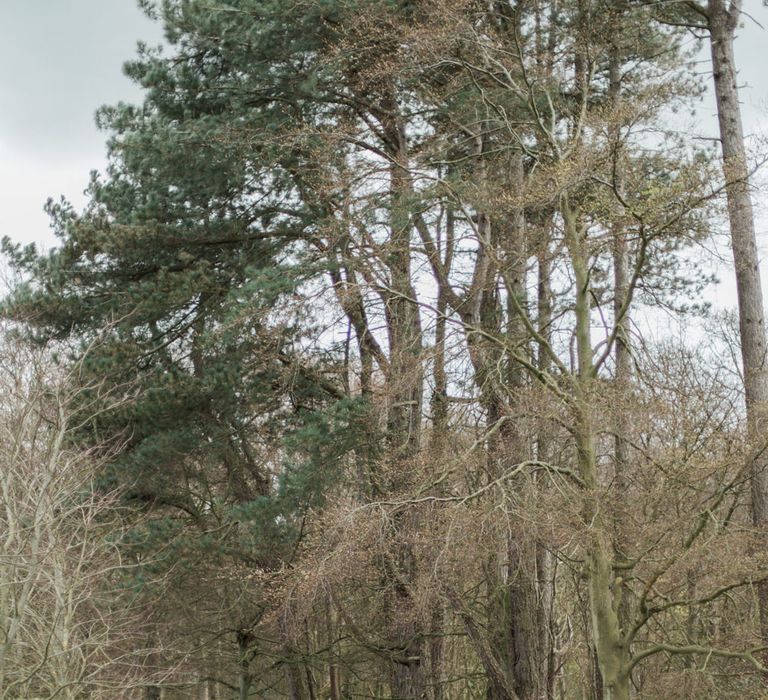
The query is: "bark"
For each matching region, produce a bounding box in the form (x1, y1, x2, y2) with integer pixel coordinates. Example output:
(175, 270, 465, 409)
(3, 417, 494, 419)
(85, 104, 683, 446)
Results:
(536, 239, 558, 700)
(329, 663, 342, 700)
(327, 597, 343, 700)
(459, 148, 547, 700)
(285, 662, 308, 700)
(707, 0, 768, 650)
(491, 538, 547, 700)
(565, 204, 631, 700)
(384, 107, 423, 459)
(278, 614, 309, 700)
(426, 212, 452, 700)
(427, 602, 446, 700)
(430, 208, 453, 443)
(392, 658, 426, 700)
(382, 101, 427, 700)
(608, 5, 632, 497)
(587, 540, 630, 700)
(607, 11, 635, 693)
(236, 631, 252, 700)
(500, 156, 549, 700)
(329, 251, 389, 394)
(444, 586, 519, 700)
(569, 5, 630, 697)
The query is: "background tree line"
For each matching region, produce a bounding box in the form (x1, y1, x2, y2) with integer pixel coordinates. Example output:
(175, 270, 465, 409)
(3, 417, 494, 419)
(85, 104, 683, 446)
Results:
(1, 0, 767, 698)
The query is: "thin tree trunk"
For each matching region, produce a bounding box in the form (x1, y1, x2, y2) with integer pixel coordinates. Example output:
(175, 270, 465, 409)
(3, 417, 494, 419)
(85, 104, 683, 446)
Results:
(500, 155, 548, 700)
(236, 631, 252, 700)
(606, 11, 636, 697)
(428, 208, 452, 699)
(537, 238, 558, 700)
(608, 2, 632, 496)
(382, 100, 426, 700)
(707, 0, 768, 652)
(330, 664, 342, 700)
(564, 203, 631, 700)
(431, 207, 452, 443)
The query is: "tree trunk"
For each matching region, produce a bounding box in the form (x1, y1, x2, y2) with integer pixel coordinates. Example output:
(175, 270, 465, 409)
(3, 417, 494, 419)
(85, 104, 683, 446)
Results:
(236, 631, 252, 700)
(501, 155, 549, 700)
(607, 12, 636, 696)
(565, 203, 631, 700)
(382, 101, 426, 700)
(329, 663, 342, 700)
(431, 203, 451, 444)
(708, 0, 768, 650)
(456, 147, 547, 700)
(536, 237, 558, 699)
(608, 0, 632, 496)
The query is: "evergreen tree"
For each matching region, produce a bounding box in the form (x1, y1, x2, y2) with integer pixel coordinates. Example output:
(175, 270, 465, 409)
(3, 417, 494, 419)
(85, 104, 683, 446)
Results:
(2, 2, 371, 691)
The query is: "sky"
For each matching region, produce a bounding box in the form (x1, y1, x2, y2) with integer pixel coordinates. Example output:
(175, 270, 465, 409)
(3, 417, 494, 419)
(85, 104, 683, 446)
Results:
(0, 1, 162, 250)
(0, 2, 767, 310)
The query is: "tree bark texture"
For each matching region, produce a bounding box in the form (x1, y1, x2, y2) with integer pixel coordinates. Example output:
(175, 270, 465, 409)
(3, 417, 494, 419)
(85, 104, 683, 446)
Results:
(708, 0, 768, 649)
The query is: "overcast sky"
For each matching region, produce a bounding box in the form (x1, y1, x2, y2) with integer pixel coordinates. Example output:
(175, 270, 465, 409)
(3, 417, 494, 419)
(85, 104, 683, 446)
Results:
(0, 1, 162, 249)
(1, 2, 767, 312)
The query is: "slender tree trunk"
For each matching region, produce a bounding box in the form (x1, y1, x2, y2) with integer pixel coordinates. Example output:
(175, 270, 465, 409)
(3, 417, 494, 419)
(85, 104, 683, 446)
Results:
(428, 209, 451, 699)
(330, 663, 342, 700)
(455, 144, 546, 700)
(382, 102, 426, 700)
(499, 155, 548, 700)
(385, 109, 423, 459)
(326, 596, 343, 700)
(236, 631, 252, 700)
(431, 205, 451, 444)
(537, 236, 558, 700)
(608, 3, 632, 497)
(565, 203, 631, 700)
(707, 0, 768, 651)
(606, 12, 636, 697)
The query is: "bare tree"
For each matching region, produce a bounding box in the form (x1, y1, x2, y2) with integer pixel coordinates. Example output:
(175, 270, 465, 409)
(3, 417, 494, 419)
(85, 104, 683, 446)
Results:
(0, 333, 149, 699)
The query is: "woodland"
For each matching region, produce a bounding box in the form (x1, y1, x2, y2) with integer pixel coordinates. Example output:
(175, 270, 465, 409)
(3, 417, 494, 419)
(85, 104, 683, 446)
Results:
(1, 0, 768, 698)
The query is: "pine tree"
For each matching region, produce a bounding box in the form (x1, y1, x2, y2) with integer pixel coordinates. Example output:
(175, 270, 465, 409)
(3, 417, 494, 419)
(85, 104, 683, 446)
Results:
(2, 2, 371, 691)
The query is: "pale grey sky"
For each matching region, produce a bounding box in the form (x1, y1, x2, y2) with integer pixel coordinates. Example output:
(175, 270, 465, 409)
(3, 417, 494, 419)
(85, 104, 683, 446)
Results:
(0, 1, 767, 315)
(0, 0, 161, 247)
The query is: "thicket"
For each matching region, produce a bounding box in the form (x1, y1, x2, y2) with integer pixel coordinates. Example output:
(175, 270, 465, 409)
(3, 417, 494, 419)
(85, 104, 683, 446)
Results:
(2, 1, 767, 698)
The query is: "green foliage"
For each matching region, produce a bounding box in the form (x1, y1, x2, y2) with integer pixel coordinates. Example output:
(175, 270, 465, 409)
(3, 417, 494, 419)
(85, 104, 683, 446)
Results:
(0, 0, 382, 582)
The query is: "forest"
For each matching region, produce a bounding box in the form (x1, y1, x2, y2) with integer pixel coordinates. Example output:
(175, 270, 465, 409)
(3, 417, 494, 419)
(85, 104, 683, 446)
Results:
(1, 0, 767, 698)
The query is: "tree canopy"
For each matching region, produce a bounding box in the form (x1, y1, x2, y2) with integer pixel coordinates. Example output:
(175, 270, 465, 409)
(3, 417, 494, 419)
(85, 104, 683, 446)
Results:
(2, 1, 768, 699)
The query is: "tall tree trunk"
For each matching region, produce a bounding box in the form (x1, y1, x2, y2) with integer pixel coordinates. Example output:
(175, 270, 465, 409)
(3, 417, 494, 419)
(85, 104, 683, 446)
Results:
(385, 110, 423, 459)
(236, 631, 253, 700)
(383, 102, 426, 700)
(461, 147, 546, 700)
(608, 2, 632, 499)
(564, 203, 631, 700)
(427, 209, 453, 700)
(431, 204, 451, 444)
(500, 156, 548, 700)
(707, 0, 768, 651)
(537, 232, 558, 700)
(607, 10, 635, 696)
